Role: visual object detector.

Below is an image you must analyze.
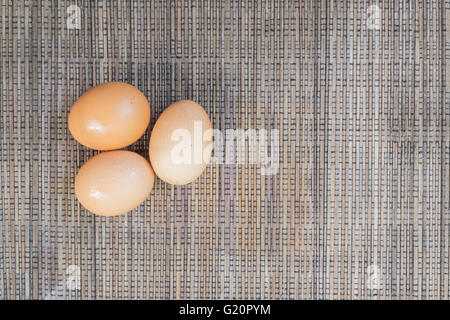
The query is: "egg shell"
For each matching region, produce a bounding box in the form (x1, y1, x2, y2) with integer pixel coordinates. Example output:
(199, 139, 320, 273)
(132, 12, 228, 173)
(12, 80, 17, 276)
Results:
(149, 100, 213, 185)
(68, 81, 150, 150)
(75, 150, 154, 216)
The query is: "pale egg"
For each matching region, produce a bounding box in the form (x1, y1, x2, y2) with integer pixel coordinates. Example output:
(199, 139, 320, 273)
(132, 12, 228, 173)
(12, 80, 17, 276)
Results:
(75, 150, 155, 216)
(68, 81, 150, 150)
(149, 100, 213, 185)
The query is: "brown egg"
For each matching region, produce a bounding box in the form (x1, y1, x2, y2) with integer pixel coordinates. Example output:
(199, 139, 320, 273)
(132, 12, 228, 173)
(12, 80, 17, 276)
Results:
(68, 81, 150, 150)
(149, 100, 213, 185)
(75, 150, 154, 216)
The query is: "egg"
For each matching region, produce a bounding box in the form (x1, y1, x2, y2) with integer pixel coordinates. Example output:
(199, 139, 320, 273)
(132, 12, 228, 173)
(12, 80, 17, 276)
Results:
(149, 100, 213, 185)
(75, 150, 155, 216)
(68, 81, 150, 150)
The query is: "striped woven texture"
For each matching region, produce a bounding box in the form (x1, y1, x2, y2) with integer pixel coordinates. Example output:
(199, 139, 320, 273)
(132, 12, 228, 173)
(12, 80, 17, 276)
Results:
(1, 0, 449, 299)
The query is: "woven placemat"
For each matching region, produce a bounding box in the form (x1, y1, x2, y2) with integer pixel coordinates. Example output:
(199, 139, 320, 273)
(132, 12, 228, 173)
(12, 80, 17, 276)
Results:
(0, 0, 449, 299)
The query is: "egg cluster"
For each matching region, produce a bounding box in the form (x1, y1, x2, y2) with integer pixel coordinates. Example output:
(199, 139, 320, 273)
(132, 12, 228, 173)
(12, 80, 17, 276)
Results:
(68, 81, 212, 217)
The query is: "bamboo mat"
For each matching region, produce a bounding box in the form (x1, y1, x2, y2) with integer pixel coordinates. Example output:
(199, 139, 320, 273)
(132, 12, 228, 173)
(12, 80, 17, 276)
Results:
(1, 0, 449, 300)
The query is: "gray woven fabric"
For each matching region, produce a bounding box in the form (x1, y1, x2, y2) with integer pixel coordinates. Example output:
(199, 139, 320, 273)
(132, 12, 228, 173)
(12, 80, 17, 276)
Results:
(0, 0, 449, 299)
